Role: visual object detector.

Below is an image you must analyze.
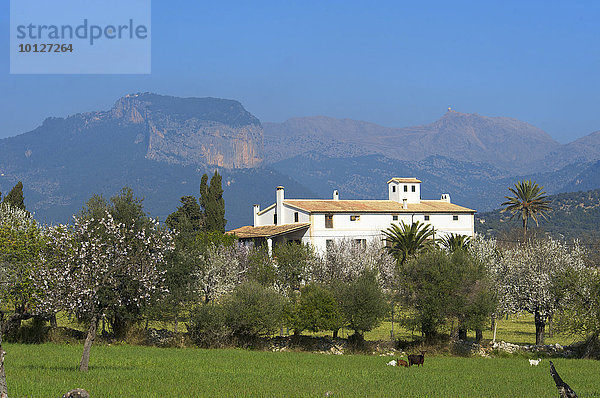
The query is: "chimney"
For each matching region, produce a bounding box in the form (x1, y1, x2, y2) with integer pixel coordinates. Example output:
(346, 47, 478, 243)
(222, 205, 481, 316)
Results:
(253, 204, 260, 226)
(333, 190, 339, 201)
(276, 186, 284, 225)
(402, 198, 408, 210)
(441, 194, 451, 203)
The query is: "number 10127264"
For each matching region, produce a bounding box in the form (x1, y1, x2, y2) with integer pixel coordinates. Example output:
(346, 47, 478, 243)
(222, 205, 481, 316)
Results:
(18, 43, 73, 53)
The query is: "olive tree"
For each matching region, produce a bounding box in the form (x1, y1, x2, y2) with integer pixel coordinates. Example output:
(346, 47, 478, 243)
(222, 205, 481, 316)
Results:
(38, 213, 173, 371)
(555, 267, 600, 357)
(0, 202, 40, 397)
(0, 203, 45, 334)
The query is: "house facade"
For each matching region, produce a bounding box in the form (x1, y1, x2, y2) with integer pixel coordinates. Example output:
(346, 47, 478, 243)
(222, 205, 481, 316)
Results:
(229, 178, 475, 253)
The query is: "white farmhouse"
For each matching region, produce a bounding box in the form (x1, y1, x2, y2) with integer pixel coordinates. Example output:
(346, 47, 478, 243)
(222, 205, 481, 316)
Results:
(229, 178, 475, 253)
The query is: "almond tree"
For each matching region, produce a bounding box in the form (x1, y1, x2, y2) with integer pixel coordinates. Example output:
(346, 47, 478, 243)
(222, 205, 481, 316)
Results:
(469, 235, 518, 342)
(498, 238, 585, 345)
(38, 213, 173, 371)
(194, 244, 247, 304)
(310, 239, 395, 290)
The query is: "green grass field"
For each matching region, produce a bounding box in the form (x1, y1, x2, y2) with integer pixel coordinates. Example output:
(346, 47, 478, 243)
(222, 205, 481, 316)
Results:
(8, 313, 592, 396)
(6, 343, 600, 397)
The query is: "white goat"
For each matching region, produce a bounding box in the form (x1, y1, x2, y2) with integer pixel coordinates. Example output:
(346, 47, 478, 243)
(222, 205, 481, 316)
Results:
(386, 360, 397, 366)
(529, 358, 542, 366)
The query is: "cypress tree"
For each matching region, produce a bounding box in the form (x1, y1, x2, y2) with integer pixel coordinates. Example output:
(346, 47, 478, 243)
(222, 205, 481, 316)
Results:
(204, 171, 226, 232)
(199, 173, 209, 212)
(2, 181, 25, 210)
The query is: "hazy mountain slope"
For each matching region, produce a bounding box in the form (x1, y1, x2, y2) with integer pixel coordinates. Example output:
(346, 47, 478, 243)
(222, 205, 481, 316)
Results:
(543, 131, 600, 170)
(0, 93, 308, 227)
(264, 111, 561, 173)
(0, 93, 263, 173)
(560, 160, 600, 193)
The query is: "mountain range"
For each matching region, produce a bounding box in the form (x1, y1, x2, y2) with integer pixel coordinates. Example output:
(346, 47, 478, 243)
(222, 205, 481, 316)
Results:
(1, 93, 599, 229)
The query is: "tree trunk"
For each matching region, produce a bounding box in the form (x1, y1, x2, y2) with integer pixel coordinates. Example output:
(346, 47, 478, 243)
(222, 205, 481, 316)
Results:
(332, 329, 338, 338)
(79, 314, 99, 372)
(534, 310, 545, 346)
(492, 319, 498, 344)
(458, 327, 467, 340)
(523, 217, 528, 242)
(490, 315, 495, 331)
(548, 314, 553, 338)
(0, 315, 8, 398)
(475, 329, 482, 343)
(390, 306, 395, 341)
(50, 313, 57, 328)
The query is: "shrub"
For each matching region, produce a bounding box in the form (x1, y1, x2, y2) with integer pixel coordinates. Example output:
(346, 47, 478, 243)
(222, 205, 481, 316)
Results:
(336, 269, 389, 337)
(289, 284, 343, 335)
(189, 304, 232, 348)
(398, 248, 494, 341)
(224, 281, 288, 338)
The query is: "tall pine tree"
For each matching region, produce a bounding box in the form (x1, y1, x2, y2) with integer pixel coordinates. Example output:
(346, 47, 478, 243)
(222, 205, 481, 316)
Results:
(166, 196, 203, 236)
(2, 181, 25, 210)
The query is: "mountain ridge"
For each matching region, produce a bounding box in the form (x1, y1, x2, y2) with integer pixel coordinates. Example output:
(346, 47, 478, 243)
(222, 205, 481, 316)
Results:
(263, 110, 570, 173)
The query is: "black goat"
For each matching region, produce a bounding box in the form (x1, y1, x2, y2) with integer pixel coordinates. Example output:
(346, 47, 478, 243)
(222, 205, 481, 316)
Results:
(408, 351, 426, 367)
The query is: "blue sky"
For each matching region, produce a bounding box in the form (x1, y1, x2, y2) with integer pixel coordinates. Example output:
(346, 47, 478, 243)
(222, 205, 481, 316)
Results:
(1, 0, 599, 143)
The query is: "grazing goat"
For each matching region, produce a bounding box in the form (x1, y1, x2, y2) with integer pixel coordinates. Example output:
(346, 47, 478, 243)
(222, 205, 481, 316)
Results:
(529, 358, 542, 366)
(408, 351, 426, 367)
(386, 359, 397, 366)
(397, 359, 409, 368)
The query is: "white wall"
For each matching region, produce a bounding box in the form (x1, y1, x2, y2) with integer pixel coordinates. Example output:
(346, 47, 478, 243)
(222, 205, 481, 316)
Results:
(307, 211, 474, 253)
(388, 181, 421, 204)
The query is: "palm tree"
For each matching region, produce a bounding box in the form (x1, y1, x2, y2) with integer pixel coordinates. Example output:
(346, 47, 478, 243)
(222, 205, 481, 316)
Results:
(440, 233, 471, 253)
(500, 180, 551, 241)
(382, 221, 434, 264)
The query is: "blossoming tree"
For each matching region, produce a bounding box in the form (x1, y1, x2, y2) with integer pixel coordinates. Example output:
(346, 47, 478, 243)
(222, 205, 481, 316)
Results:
(38, 213, 173, 371)
(498, 238, 585, 345)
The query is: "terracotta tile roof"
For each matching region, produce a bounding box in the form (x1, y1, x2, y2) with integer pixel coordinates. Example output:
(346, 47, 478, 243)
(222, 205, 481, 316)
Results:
(227, 223, 310, 239)
(256, 203, 275, 216)
(284, 200, 475, 213)
(387, 178, 422, 184)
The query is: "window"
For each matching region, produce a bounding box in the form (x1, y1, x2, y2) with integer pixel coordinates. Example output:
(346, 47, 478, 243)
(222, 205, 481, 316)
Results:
(350, 215, 360, 221)
(411, 185, 416, 192)
(404, 185, 408, 192)
(325, 214, 334, 228)
(274, 213, 277, 224)
(392, 186, 396, 192)
(424, 215, 430, 221)
(392, 215, 398, 221)
(294, 212, 299, 223)
(354, 239, 366, 249)
(453, 215, 459, 221)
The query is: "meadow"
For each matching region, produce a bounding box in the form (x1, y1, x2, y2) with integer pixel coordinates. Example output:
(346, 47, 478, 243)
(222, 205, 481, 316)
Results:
(6, 343, 600, 397)
(7, 313, 596, 397)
